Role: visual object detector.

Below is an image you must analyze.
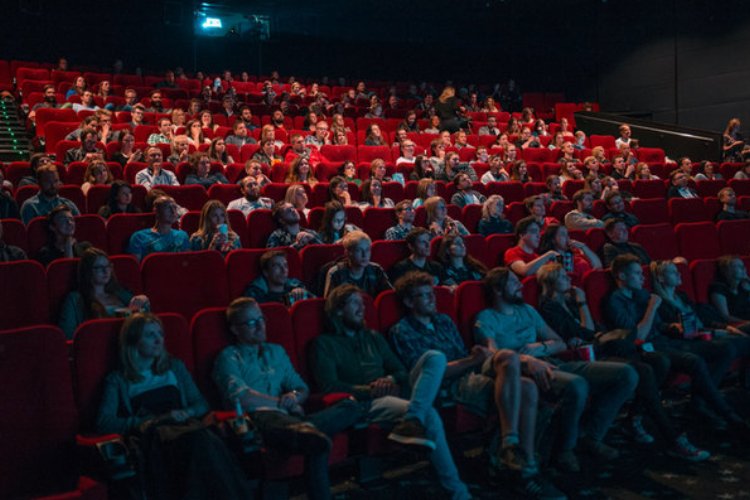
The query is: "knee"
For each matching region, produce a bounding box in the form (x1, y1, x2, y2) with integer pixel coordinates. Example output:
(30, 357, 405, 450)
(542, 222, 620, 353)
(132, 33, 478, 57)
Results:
(494, 349, 520, 375)
(520, 377, 539, 405)
(421, 349, 447, 371)
(564, 376, 589, 405)
(620, 364, 640, 392)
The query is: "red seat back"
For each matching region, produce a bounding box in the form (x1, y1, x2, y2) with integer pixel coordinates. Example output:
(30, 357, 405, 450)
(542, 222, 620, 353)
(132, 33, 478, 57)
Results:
(669, 198, 709, 224)
(675, 222, 721, 261)
(106, 212, 155, 255)
(0, 260, 50, 329)
(225, 247, 301, 299)
(246, 209, 276, 248)
(631, 223, 680, 261)
(454, 281, 487, 347)
(630, 198, 669, 225)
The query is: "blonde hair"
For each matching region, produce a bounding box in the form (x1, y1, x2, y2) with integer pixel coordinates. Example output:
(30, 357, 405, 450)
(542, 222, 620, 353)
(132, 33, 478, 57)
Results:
(438, 86, 456, 103)
(119, 313, 170, 382)
(537, 262, 567, 299)
(194, 199, 236, 240)
(424, 196, 446, 225)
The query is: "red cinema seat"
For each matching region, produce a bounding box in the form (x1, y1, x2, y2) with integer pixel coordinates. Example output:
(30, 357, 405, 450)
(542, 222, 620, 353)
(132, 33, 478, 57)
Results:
(633, 180, 666, 199)
(0, 325, 105, 499)
(583, 268, 617, 324)
(461, 204, 483, 233)
(142, 251, 229, 320)
(454, 281, 487, 347)
(357, 145, 392, 163)
(690, 259, 718, 304)
(631, 223, 680, 261)
(208, 184, 242, 206)
(110, 254, 142, 295)
(637, 147, 666, 163)
(629, 198, 669, 225)
(362, 207, 397, 240)
(0, 218, 28, 252)
(0, 260, 50, 329)
(299, 243, 345, 285)
(178, 210, 201, 236)
(717, 219, 750, 255)
(320, 145, 357, 164)
(375, 287, 455, 334)
(675, 222, 721, 261)
(589, 135, 616, 149)
(486, 181, 526, 204)
(157, 185, 209, 211)
(485, 233, 516, 267)
(106, 212, 155, 255)
(549, 200, 574, 223)
(669, 198, 710, 224)
(728, 179, 750, 196)
(87, 184, 146, 215)
(246, 209, 276, 248)
(47, 257, 78, 323)
(696, 179, 726, 198)
(370, 239, 409, 273)
(225, 247, 301, 299)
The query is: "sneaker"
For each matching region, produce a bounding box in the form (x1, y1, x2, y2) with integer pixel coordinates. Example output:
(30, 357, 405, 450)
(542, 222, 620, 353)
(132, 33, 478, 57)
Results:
(555, 450, 580, 473)
(580, 437, 619, 461)
(518, 474, 568, 500)
(387, 418, 436, 450)
(627, 416, 655, 444)
(499, 444, 526, 471)
(667, 434, 710, 462)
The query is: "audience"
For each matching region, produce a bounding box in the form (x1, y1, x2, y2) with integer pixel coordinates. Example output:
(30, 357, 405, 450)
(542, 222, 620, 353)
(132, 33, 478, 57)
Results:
(318, 201, 359, 244)
(602, 219, 652, 266)
(135, 146, 179, 190)
(243, 251, 313, 305)
(538, 224, 602, 284)
(709, 255, 750, 324)
(436, 234, 487, 285)
(504, 217, 560, 277)
(266, 201, 322, 250)
(601, 191, 639, 227)
(385, 199, 416, 240)
(564, 189, 604, 230)
(21, 164, 81, 224)
(323, 230, 392, 298)
(450, 173, 486, 208)
(477, 195, 513, 236)
(184, 152, 228, 188)
(715, 187, 749, 221)
(35, 205, 92, 266)
(97, 180, 140, 218)
(424, 196, 469, 237)
(127, 195, 189, 261)
(189, 200, 241, 253)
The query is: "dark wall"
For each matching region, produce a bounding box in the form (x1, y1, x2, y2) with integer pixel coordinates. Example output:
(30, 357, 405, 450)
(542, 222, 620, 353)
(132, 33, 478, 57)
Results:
(2, 0, 748, 130)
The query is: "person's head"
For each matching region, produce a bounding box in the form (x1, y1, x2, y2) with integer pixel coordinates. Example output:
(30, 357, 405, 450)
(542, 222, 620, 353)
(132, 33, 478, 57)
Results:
(328, 176, 349, 202)
(314, 120, 329, 140)
(325, 284, 366, 334)
(232, 120, 248, 137)
(572, 189, 594, 212)
(395, 271, 436, 317)
(289, 133, 305, 153)
(37, 163, 61, 198)
(538, 262, 572, 299)
(157, 117, 171, 135)
(584, 174, 602, 195)
(611, 254, 644, 290)
(677, 157, 692, 174)
(119, 313, 169, 381)
(170, 108, 185, 126)
(650, 260, 682, 296)
(445, 152, 460, 172)
(171, 135, 189, 158)
(43, 84, 56, 102)
(131, 105, 145, 122)
(395, 199, 416, 225)
(515, 216, 542, 250)
(73, 76, 86, 90)
(483, 267, 524, 307)
(153, 195, 179, 225)
(524, 195, 545, 218)
(366, 123, 382, 138)
(440, 130, 452, 146)
(77, 247, 119, 295)
(238, 175, 261, 201)
(546, 175, 562, 194)
(339, 160, 357, 180)
(718, 187, 736, 207)
(509, 159, 526, 179)
(454, 130, 468, 145)
(124, 88, 137, 105)
(320, 200, 347, 235)
(342, 230, 372, 268)
(149, 90, 163, 106)
(416, 178, 436, 200)
(284, 183, 308, 209)
(670, 170, 689, 188)
(405, 227, 432, 258)
(561, 141, 575, 156)
(209, 136, 227, 161)
(226, 297, 266, 346)
(370, 159, 387, 180)
(290, 155, 312, 181)
(84, 160, 112, 185)
(190, 152, 212, 177)
(361, 178, 383, 203)
(197, 199, 231, 235)
(424, 196, 447, 224)
(605, 191, 626, 214)
(619, 124, 631, 139)
(539, 224, 569, 253)
(604, 218, 629, 244)
(106, 180, 132, 210)
(145, 146, 163, 168)
(437, 233, 470, 265)
(482, 195, 505, 221)
(400, 139, 416, 157)
(717, 255, 748, 286)
(80, 90, 94, 106)
(47, 205, 75, 244)
(453, 172, 472, 191)
(272, 201, 300, 227)
(80, 127, 98, 151)
(612, 155, 626, 172)
(200, 110, 213, 127)
(634, 162, 651, 179)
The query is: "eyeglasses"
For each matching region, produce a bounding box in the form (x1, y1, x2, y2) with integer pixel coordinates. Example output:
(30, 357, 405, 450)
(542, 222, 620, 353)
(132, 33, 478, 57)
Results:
(92, 264, 113, 272)
(234, 317, 265, 329)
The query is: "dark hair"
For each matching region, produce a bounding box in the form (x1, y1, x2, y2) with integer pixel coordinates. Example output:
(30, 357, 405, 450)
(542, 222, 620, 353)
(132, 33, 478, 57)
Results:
(413, 156, 433, 179)
(328, 176, 348, 203)
(610, 254, 641, 280)
(405, 227, 430, 248)
(318, 201, 345, 244)
(226, 297, 259, 326)
(571, 189, 592, 204)
(259, 250, 287, 273)
(436, 234, 487, 274)
(105, 180, 133, 214)
(46, 204, 74, 245)
(483, 267, 511, 304)
(394, 271, 434, 305)
(538, 223, 565, 253)
(324, 284, 365, 334)
(515, 216, 540, 237)
(78, 247, 125, 319)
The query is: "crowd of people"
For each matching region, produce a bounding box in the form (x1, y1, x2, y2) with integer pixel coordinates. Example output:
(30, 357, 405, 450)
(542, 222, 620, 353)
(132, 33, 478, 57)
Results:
(3, 61, 750, 500)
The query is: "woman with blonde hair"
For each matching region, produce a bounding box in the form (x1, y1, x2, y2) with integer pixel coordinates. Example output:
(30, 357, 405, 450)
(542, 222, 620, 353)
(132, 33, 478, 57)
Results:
(81, 159, 114, 195)
(285, 155, 318, 187)
(284, 183, 310, 217)
(189, 199, 240, 253)
(478, 195, 513, 236)
(424, 196, 468, 237)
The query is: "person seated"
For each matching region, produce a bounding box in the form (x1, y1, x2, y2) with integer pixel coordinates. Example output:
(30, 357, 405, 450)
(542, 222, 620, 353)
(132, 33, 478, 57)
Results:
(601, 219, 653, 266)
(166, 135, 191, 165)
(310, 285, 472, 500)
(266, 201, 322, 250)
(515, 127, 540, 149)
(389, 272, 564, 497)
(68, 90, 100, 113)
(110, 130, 144, 168)
(128, 196, 189, 261)
(536, 263, 710, 461)
(436, 234, 487, 286)
(412, 178, 436, 208)
(239, 159, 272, 189)
(64, 127, 104, 165)
(504, 216, 560, 278)
(478, 115, 501, 136)
(715, 187, 749, 221)
(389, 227, 448, 285)
(564, 189, 604, 231)
(227, 175, 273, 217)
(145, 89, 170, 113)
(323, 230, 392, 298)
(396, 139, 418, 166)
(97, 313, 252, 499)
(285, 183, 311, 217)
(80, 159, 113, 196)
(338, 160, 361, 186)
(609, 155, 630, 180)
(480, 155, 510, 184)
(733, 162, 750, 180)
(601, 191, 639, 227)
(17, 153, 49, 187)
(452, 130, 474, 151)
(58, 248, 149, 338)
(475, 268, 638, 471)
(424, 196, 469, 237)
(694, 160, 722, 181)
(509, 159, 529, 183)
(538, 224, 602, 284)
(285, 156, 319, 188)
(244, 252, 314, 305)
(605, 255, 750, 436)
(135, 146, 179, 191)
(34, 204, 91, 267)
(385, 200, 416, 240)
(401, 110, 420, 132)
(542, 175, 567, 204)
(189, 200, 241, 253)
(710, 255, 750, 324)
(327, 176, 355, 207)
(436, 152, 478, 183)
(184, 152, 228, 188)
(147, 118, 173, 146)
(98, 180, 141, 219)
(0, 220, 26, 262)
(522, 195, 557, 231)
(65, 115, 98, 142)
(208, 137, 235, 167)
(127, 104, 146, 129)
(20, 164, 81, 227)
(667, 170, 698, 199)
(305, 120, 331, 149)
(318, 201, 360, 244)
(632, 162, 659, 181)
(224, 120, 257, 147)
(363, 124, 387, 146)
(358, 178, 395, 209)
(185, 119, 210, 147)
(450, 173, 486, 208)
(615, 124, 632, 149)
(477, 195, 513, 236)
(252, 139, 283, 169)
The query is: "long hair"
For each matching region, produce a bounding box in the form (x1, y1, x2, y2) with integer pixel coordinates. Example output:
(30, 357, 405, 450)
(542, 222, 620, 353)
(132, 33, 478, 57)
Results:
(208, 136, 228, 163)
(328, 176, 347, 203)
(78, 247, 125, 319)
(318, 201, 345, 244)
(106, 180, 132, 213)
(84, 160, 113, 185)
(360, 178, 383, 205)
(194, 199, 235, 241)
(119, 313, 171, 382)
(436, 234, 487, 274)
(423, 196, 445, 225)
(482, 195, 504, 221)
(538, 224, 565, 254)
(537, 262, 566, 299)
(324, 284, 366, 335)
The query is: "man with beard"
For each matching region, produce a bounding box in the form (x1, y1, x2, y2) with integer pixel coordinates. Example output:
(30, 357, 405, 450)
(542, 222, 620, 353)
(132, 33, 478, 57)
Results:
(227, 175, 273, 217)
(564, 190, 604, 230)
(20, 164, 81, 224)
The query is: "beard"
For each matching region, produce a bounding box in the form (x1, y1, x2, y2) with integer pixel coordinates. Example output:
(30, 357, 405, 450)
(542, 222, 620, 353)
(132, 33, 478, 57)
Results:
(503, 290, 526, 306)
(44, 96, 57, 104)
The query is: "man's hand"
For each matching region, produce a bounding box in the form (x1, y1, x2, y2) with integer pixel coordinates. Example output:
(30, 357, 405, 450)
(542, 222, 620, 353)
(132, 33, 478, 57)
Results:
(470, 344, 492, 362)
(522, 357, 555, 391)
(369, 377, 399, 398)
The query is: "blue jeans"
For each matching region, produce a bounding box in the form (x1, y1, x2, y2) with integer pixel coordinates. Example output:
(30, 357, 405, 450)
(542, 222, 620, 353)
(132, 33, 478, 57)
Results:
(546, 360, 638, 451)
(368, 350, 470, 500)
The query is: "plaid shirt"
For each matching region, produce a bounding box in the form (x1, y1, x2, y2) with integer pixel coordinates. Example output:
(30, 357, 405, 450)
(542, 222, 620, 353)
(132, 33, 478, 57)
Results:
(389, 313, 468, 370)
(266, 228, 322, 250)
(324, 262, 392, 298)
(384, 223, 412, 241)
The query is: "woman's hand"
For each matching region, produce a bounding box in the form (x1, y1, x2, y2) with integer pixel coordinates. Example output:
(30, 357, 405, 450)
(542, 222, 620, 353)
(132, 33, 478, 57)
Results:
(129, 295, 150, 312)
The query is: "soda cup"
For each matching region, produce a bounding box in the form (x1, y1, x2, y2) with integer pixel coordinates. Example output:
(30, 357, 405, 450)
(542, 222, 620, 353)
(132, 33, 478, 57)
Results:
(577, 344, 595, 362)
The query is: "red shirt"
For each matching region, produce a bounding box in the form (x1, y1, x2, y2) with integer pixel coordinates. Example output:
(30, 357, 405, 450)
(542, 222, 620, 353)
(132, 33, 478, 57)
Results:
(504, 246, 538, 268)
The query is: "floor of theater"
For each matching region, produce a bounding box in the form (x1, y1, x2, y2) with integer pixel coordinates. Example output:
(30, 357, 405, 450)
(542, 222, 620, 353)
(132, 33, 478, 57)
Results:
(288, 384, 750, 499)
